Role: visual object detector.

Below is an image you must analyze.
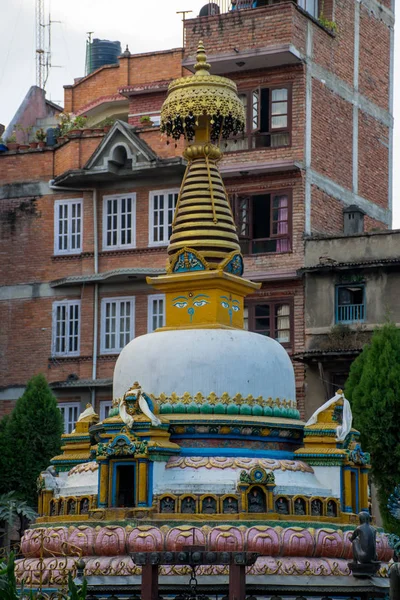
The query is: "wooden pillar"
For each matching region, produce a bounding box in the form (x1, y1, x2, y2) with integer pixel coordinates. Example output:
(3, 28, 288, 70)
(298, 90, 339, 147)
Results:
(266, 484, 275, 512)
(138, 460, 148, 506)
(229, 563, 246, 600)
(141, 563, 159, 600)
(99, 462, 109, 507)
(359, 469, 369, 512)
(343, 468, 353, 513)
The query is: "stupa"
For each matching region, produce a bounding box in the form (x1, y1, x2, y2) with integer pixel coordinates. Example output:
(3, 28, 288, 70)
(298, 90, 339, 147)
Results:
(17, 42, 392, 597)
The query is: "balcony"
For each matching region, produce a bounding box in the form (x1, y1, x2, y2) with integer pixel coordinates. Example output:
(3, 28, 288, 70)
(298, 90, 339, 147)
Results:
(183, 1, 308, 75)
(336, 303, 365, 325)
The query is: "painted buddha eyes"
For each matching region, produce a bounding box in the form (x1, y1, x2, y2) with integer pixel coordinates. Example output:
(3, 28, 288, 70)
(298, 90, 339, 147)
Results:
(222, 301, 239, 312)
(173, 301, 188, 308)
(193, 300, 208, 307)
(173, 295, 210, 309)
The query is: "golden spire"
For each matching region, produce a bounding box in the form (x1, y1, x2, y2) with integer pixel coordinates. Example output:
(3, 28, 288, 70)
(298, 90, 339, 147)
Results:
(160, 41, 245, 270)
(149, 42, 259, 332)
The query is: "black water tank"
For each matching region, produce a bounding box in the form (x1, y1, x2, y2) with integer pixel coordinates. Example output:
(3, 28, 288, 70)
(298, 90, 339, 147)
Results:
(89, 39, 121, 74)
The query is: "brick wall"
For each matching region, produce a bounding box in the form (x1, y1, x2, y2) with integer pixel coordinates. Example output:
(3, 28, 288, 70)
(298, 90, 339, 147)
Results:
(358, 111, 389, 209)
(311, 81, 353, 191)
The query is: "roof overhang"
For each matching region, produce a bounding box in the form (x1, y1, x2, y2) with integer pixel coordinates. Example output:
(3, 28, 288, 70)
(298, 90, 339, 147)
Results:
(299, 258, 400, 274)
(51, 158, 186, 188)
(51, 267, 166, 287)
(183, 44, 303, 75)
(293, 349, 363, 363)
(50, 378, 112, 389)
(220, 159, 302, 178)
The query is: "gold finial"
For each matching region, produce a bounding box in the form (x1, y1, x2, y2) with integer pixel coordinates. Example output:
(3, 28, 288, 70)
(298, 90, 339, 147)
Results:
(194, 40, 211, 75)
(337, 389, 343, 396)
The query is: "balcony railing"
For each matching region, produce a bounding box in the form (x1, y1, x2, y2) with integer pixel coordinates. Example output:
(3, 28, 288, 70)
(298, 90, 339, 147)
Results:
(202, 0, 312, 17)
(336, 304, 365, 324)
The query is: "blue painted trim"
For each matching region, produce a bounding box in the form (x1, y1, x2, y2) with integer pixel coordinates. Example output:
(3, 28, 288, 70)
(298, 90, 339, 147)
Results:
(172, 434, 300, 444)
(180, 448, 295, 459)
(335, 283, 366, 324)
(111, 461, 136, 508)
(147, 461, 154, 507)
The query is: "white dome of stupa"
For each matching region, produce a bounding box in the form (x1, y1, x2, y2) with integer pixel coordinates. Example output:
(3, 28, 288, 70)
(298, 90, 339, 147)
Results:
(113, 328, 296, 408)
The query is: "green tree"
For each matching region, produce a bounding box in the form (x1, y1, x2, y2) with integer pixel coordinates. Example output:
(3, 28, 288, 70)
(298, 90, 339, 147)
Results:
(345, 322, 400, 533)
(0, 492, 37, 552)
(1, 374, 63, 508)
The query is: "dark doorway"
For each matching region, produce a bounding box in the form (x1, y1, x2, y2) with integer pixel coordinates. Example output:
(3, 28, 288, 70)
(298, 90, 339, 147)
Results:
(116, 465, 135, 507)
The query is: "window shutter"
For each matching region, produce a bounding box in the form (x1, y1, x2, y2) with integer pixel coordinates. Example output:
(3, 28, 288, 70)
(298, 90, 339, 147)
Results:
(251, 89, 260, 133)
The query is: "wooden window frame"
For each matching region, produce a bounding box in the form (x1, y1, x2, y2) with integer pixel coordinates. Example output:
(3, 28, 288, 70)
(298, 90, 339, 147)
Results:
(52, 300, 81, 357)
(226, 84, 292, 152)
(231, 189, 292, 255)
(246, 299, 294, 348)
(99, 400, 113, 421)
(335, 284, 366, 324)
(54, 199, 83, 256)
(147, 294, 166, 333)
(58, 402, 80, 434)
(148, 189, 179, 247)
(100, 296, 135, 354)
(102, 193, 136, 251)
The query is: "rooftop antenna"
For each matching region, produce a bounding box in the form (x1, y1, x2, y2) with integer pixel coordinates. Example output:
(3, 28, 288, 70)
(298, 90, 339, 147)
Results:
(176, 10, 193, 47)
(35, 0, 62, 90)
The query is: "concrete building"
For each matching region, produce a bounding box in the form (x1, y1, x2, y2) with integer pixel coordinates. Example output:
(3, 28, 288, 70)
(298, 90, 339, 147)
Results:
(0, 0, 394, 428)
(297, 228, 400, 417)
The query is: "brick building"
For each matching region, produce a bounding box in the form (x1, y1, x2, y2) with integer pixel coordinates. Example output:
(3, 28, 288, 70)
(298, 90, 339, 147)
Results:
(0, 0, 394, 430)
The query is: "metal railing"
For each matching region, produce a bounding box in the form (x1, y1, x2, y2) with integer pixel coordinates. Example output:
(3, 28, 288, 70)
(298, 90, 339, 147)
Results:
(337, 303, 365, 324)
(204, 0, 292, 16)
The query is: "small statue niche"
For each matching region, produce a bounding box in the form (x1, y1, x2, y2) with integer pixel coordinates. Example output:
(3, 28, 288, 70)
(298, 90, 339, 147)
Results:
(327, 500, 337, 518)
(223, 497, 238, 514)
(311, 499, 323, 516)
(294, 497, 306, 516)
(248, 486, 266, 513)
(202, 496, 217, 514)
(80, 498, 89, 514)
(160, 496, 176, 513)
(275, 497, 289, 515)
(181, 496, 196, 514)
(67, 499, 76, 515)
(50, 501, 57, 516)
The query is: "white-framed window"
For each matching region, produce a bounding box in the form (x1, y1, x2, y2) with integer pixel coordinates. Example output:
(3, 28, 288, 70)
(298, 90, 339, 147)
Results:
(99, 401, 113, 421)
(59, 402, 80, 434)
(100, 297, 135, 354)
(148, 294, 165, 332)
(149, 189, 179, 246)
(102, 193, 136, 250)
(52, 301, 81, 357)
(54, 199, 83, 255)
(297, 0, 318, 18)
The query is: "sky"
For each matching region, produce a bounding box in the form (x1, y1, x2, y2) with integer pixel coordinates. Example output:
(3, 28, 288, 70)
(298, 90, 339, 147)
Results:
(0, 0, 398, 226)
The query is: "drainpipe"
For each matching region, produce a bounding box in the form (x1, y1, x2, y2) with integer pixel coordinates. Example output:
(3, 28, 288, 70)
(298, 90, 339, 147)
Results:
(49, 181, 99, 407)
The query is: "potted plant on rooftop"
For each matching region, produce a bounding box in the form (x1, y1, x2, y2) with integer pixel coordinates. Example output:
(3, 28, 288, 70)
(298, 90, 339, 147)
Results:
(140, 115, 153, 127)
(5, 132, 18, 151)
(68, 114, 87, 137)
(36, 127, 47, 148)
(101, 116, 115, 133)
(56, 112, 73, 143)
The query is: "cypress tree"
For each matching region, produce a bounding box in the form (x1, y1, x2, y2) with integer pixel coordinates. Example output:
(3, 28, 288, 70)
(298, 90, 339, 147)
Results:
(345, 322, 400, 533)
(3, 374, 63, 507)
